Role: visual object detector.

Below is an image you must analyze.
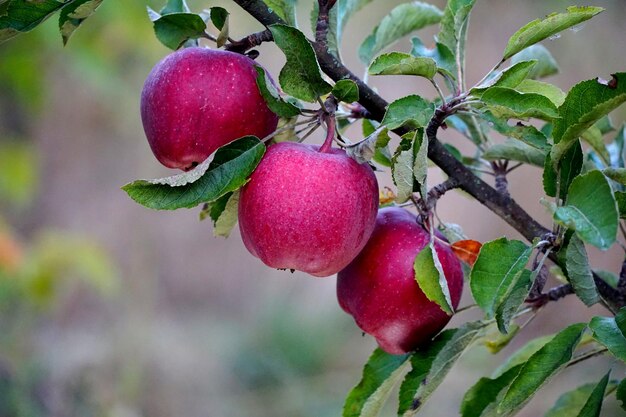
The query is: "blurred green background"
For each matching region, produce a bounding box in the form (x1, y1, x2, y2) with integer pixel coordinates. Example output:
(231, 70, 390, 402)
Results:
(1, 1, 626, 416)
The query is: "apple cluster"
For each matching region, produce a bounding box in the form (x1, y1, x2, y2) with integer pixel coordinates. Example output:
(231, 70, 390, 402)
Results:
(140, 47, 464, 354)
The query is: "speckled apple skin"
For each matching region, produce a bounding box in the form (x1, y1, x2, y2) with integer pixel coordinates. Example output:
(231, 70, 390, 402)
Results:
(141, 48, 279, 170)
(337, 207, 464, 354)
(238, 142, 379, 277)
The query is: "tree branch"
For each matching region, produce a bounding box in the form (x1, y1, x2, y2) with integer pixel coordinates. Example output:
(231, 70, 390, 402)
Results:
(231, 0, 625, 309)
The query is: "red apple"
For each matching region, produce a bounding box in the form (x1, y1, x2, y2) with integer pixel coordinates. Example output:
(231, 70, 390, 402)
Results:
(337, 207, 464, 354)
(238, 141, 379, 277)
(140, 47, 279, 170)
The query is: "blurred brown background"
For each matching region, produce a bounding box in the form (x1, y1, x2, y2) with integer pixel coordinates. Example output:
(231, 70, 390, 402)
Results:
(1, 0, 626, 416)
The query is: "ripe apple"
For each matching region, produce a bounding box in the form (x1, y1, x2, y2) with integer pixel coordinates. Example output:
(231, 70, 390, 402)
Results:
(140, 47, 279, 170)
(238, 141, 379, 277)
(337, 207, 464, 354)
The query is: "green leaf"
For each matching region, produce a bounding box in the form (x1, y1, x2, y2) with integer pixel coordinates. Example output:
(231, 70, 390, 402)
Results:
(565, 235, 600, 306)
(0, 0, 68, 43)
(160, 0, 190, 14)
(510, 44, 559, 79)
(437, 0, 476, 78)
(553, 170, 618, 250)
(471, 60, 537, 95)
(381, 95, 434, 130)
(262, 0, 297, 26)
(212, 190, 240, 238)
(200, 191, 230, 222)
(209, 7, 229, 47)
(398, 322, 486, 415)
(358, 1, 443, 64)
(552, 73, 626, 161)
(362, 119, 392, 167)
(498, 323, 587, 414)
(122, 136, 265, 210)
(492, 334, 553, 378)
(502, 6, 604, 60)
(469, 237, 532, 321)
(615, 191, 626, 220)
(391, 133, 418, 203)
(495, 269, 532, 334)
(342, 348, 410, 417)
(481, 86, 559, 120)
(369, 52, 436, 79)
(410, 37, 455, 78)
(332, 79, 359, 103)
(482, 112, 549, 151)
(460, 364, 522, 417)
(153, 13, 207, 50)
(582, 126, 610, 166)
(543, 140, 583, 199)
(269, 24, 332, 102)
(413, 129, 428, 198)
(482, 139, 546, 167)
(589, 308, 626, 362)
(346, 123, 386, 164)
(545, 375, 612, 417)
(617, 378, 626, 411)
(58, 0, 104, 45)
(255, 66, 301, 118)
(515, 79, 566, 107)
(414, 243, 453, 315)
(311, 0, 372, 60)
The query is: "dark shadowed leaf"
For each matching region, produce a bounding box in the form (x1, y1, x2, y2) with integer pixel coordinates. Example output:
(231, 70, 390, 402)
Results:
(270, 24, 332, 102)
(498, 323, 586, 414)
(589, 308, 626, 362)
(565, 235, 600, 306)
(502, 6, 604, 60)
(0, 0, 71, 43)
(398, 322, 486, 416)
(617, 378, 626, 411)
(510, 44, 559, 79)
(358, 1, 443, 64)
(153, 13, 207, 50)
(122, 136, 265, 210)
(553, 170, 618, 250)
(543, 140, 583, 199)
(255, 66, 301, 118)
(342, 348, 410, 417)
(470, 237, 531, 320)
(414, 243, 453, 314)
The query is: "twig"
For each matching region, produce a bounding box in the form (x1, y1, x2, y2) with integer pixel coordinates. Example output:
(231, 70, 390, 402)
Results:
(224, 29, 273, 54)
(566, 347, 608, 368)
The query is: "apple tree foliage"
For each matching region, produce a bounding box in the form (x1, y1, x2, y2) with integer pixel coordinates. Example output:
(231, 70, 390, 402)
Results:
(4, 0, 626, 415)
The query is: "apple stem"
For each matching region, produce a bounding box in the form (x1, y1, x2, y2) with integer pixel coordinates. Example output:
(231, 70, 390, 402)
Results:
(319, 114, 336, 153)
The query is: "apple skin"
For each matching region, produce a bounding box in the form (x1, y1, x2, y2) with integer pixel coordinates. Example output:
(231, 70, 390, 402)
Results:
(141, 47, 279, 170)
(337, 207, 464, 355)
(238, 141, 379, 277)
